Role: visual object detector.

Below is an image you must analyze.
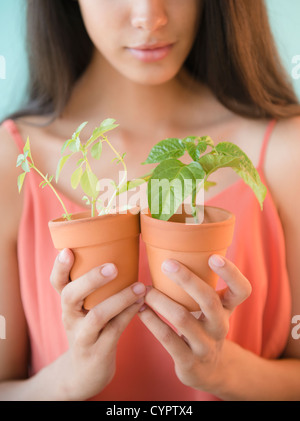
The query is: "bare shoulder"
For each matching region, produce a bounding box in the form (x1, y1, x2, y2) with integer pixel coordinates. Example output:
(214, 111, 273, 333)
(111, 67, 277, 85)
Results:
(0, 122, 24, 239)
(264, 116, 300, 213)
(265, 116, 300, 358)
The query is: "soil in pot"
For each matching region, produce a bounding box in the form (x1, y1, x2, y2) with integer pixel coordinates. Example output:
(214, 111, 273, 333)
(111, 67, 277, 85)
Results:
(140, 205, 235, 312)
(49, 209, 140, 310)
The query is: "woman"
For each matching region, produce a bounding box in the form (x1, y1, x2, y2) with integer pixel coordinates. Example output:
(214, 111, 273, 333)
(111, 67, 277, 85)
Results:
(0, 0, 300, 400)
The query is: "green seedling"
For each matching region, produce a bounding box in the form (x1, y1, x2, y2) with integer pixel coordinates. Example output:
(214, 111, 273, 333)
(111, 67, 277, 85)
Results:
(16, 138, 71, 220)
(16, 118, 131, 220)
(17, 121, 267, 225)
(137, 135, 267, 222)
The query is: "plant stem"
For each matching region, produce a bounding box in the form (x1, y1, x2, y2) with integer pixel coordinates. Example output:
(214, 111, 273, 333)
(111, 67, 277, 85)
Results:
(99, 136, 128, 215)
(91, 198, 96, 218)
(32, 165, 71, 221)
(191, 188, 199, 224)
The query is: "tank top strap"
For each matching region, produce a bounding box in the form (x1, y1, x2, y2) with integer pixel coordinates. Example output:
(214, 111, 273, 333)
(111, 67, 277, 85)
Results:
(257, 119, 277, 170)
(2, 119, 25, 153)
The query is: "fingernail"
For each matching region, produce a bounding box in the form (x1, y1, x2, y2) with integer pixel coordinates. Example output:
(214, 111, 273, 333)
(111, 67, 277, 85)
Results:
(139, 304, 147, 312)
(132, 283, 146, 295)
(100, 263, 117, 277)
(58, 249, 69, 264)
(162, 260, 179, 273)
(209, 255, 225, 268)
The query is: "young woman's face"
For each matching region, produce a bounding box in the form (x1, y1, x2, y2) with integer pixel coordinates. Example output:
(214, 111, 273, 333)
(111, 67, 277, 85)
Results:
(78, 0, 202, 85)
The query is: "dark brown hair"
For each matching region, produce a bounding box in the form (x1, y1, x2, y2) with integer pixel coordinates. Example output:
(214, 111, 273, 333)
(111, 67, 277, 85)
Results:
(10, 0, 300, 121)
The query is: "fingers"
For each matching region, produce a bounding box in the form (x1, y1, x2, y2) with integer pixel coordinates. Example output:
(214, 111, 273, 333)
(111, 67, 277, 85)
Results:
(61, 263, 119, 317)
(208, 255, 252, 311)
(147, 256, 251, 342)
(141, 287, 213, 355)
(50, 249, 74, 294)
(77, 282, 146, 347)
(162, 256, 252, 316)
(138, 304, 191, 365)
(99, 301, 143, 350)
(161, 259, 227, 338)
(51, 249, 146, 348)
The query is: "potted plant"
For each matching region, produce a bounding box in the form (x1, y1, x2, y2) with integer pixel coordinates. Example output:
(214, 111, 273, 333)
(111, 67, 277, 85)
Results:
(16, 119, 142, 310)
(135, 135, 267, 311)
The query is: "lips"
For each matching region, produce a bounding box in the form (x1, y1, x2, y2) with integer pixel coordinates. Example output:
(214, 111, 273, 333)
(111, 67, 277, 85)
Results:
(126, 42, 174, 63)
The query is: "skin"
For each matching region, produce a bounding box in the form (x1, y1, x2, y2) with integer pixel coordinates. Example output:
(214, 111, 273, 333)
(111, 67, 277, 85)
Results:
(1, 0, 300, 400)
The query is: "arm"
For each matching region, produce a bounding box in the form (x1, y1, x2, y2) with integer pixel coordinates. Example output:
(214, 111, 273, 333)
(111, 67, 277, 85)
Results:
(138, 117, 300, 401)
(0, 126, 146, 400)
(0, 125, 66, 400)
(218, 116, 300, 400)
(0, 126, 30, 390)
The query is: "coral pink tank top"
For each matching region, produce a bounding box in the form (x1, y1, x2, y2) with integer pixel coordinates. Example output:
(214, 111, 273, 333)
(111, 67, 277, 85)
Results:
(3, 119, 291, 401)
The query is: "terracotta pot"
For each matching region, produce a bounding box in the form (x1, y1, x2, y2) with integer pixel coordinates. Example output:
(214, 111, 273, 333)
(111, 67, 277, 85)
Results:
(140, 205, 235, 312)
(48, 209, 140, 310)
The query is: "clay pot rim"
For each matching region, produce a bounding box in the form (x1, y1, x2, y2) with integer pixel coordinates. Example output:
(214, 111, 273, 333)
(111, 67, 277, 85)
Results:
(140, 206, 234, 229)
(48, 207, 141, 249)
(49, 206, 140, 227)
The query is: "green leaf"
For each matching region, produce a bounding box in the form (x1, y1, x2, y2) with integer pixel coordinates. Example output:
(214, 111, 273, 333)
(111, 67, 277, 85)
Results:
(183, 136, 213, 158)
(62, 213, 72, 220)
(16, 154, 25, 167)
(199, 153, 242, 177)
(82, 195, 91, 206)
(61, 138, 80, 154)
(71, 138, 81, 153)
(21, 160, 30, 173)
(117, 170, 154, 195)
(87, 127, 102, 146)
(143, 138, 186, 164)
(24, 137, 33, 162)
(17, 172, 26, 193)
(39, 180, 48, 189)
(61, 138, 72, 154)
(199, 135, 214, 148)
(87, 119, 119, 146)
(148, 159, 205, 220)
(72, 121, 88, 140)
(71, 166, 83, 190)
(204, 180, 217, 192)
(91, 141, 102, 160)
(56, 154, 72, 182)
(215, 142, 267, 209)
(76, 158, 85, 167)
(80, 170, 99, 199)
(185, 142, 205, 161)
(99, 118, 119, 134)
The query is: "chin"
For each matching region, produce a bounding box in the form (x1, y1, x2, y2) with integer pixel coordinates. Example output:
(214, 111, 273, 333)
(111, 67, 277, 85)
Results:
(122, 65, 181, 86)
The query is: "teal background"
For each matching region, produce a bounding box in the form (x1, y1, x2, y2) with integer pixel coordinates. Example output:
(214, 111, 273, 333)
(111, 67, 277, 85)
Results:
(0, 0, 300, 121)
(0, 0, 28, 121)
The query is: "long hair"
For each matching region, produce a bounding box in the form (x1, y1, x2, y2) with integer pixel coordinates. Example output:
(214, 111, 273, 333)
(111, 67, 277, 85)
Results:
(9, 0, 300, 121)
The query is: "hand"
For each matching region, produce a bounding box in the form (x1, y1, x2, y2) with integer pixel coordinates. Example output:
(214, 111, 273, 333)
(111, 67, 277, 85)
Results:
(50, 248, 146, 400)
(138, 255, 252, 394)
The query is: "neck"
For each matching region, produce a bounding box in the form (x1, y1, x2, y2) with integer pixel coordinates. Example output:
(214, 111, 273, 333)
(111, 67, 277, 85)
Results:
(63, 50, 206, 137)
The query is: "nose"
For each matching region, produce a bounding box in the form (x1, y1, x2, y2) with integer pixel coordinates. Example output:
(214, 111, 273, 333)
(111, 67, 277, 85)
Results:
(131, 0, 168, 32)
